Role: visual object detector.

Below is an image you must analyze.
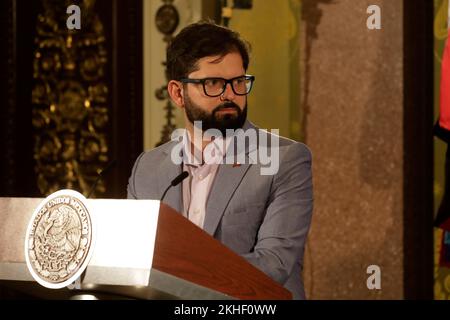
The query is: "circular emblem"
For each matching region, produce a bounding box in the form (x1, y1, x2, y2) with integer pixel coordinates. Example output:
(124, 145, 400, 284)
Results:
(25, 190, 94, 289)
(155, 4, 179, 35)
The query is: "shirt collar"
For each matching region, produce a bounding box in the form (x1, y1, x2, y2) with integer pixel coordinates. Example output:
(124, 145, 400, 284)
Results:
(182, 129, 235, 167)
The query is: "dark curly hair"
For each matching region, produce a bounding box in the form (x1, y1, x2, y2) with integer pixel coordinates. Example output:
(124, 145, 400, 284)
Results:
(166, 20, 251, 81)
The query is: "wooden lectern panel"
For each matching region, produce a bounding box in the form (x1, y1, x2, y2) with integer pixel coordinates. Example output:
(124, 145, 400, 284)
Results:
(154, 204, 292, 300)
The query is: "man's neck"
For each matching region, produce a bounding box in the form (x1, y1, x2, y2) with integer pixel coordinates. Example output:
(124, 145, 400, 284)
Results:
(186, 125, 213, 152)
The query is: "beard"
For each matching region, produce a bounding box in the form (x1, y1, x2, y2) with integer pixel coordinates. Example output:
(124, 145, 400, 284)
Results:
(184, 94, 248, 136)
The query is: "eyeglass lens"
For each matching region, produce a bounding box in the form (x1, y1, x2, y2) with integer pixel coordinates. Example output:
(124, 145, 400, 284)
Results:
(204, 77, 252, 96)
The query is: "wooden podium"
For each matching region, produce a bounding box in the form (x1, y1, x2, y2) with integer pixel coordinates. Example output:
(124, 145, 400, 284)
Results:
(0, 198, 291, 300)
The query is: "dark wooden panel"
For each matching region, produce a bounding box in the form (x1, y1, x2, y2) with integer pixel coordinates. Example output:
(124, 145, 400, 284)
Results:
(403, 0, 434, 299)
(107, 0, 143, 199)
(0, 0, 41, 197)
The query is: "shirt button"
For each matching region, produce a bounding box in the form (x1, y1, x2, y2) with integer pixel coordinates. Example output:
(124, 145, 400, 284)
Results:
(198, 174, 204, 180)
(193, 209, 200, 215)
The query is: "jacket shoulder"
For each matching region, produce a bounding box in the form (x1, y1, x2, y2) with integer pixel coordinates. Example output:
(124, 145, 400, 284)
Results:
(137, 140, 177, 163)
(256, 127, 312, 160)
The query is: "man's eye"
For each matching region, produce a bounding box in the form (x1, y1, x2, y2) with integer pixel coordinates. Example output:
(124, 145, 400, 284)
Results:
(205, 79, 220, 86)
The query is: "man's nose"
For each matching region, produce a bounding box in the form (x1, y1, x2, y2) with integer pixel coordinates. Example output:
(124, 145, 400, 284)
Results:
(221, 83, 236, 100)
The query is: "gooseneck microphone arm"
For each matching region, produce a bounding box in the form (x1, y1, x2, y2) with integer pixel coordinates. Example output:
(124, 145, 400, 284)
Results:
(160, 171, 189, 202)
(87, 159, 117, 198)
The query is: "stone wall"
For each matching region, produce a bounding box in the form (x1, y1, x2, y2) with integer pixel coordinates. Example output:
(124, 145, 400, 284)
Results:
(301, 0, 404, 299)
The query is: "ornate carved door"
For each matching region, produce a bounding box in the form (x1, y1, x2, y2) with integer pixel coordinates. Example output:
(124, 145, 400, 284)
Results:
(0, 0, 143, 199)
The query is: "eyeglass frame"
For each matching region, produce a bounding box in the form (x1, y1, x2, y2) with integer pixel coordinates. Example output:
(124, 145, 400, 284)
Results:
(179, 74, 255, 97)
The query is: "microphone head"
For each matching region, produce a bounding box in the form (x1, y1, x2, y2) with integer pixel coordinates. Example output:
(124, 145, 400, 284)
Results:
(86, 159, 117, 198)
(171, 171, 189, 186)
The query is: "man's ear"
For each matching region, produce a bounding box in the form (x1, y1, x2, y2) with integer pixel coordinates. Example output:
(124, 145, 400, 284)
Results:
(167, 80, 184, 109)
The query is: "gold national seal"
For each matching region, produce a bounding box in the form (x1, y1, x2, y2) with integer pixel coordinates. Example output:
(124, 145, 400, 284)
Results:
(25, 190, 93, 289)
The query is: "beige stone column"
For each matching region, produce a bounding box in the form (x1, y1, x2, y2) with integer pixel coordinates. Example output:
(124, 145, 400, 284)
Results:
(301, 0, 404, 299)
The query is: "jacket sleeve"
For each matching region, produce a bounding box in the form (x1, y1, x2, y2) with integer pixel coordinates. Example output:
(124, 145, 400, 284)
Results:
(127, 152, 145, 199)
(240, 143, 313, 285)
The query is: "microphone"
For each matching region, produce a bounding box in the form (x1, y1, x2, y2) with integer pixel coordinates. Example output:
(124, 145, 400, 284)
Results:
(160, 171, 189, 202)
(87, 159, 117, 198)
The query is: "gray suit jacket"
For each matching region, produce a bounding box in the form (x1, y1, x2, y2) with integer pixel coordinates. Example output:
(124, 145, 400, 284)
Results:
(127, 121, 313, 299)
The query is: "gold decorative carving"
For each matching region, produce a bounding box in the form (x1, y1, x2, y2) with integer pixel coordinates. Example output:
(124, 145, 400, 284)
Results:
(32, 0, 109, 196)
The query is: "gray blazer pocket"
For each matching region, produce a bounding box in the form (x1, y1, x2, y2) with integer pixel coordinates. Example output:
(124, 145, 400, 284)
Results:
(222, 202, 265, 226)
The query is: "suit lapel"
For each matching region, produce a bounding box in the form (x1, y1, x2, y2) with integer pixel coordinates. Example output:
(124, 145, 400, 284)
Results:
(203, 161, 252, 236)
(203, 121, 258, 236)
(160, 143, 183, 213)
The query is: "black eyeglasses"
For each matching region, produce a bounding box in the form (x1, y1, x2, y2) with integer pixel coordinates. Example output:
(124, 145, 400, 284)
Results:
(180, 75, 255, 97)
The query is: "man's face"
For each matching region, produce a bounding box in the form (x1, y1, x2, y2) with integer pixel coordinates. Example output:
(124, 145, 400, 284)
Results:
(183, 51, 248, 135)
